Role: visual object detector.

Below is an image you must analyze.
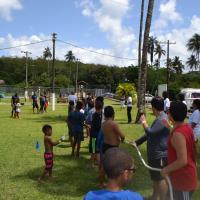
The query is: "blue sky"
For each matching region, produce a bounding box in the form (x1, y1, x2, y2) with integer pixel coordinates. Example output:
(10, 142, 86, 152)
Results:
(0, 0, 200, 66)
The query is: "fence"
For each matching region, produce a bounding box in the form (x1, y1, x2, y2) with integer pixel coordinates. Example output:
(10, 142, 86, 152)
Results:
(0, 85, 110, 98)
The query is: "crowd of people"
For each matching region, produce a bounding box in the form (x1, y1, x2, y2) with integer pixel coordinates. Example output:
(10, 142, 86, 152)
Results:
(37, 90, 200, 200)
(10, 90, 200, 200)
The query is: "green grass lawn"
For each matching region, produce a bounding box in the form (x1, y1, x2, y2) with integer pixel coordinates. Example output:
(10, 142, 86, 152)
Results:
(0, 99, 199, 200)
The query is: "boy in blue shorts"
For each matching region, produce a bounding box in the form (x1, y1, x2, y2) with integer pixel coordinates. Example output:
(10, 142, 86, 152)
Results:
(84, 147, 143, 200)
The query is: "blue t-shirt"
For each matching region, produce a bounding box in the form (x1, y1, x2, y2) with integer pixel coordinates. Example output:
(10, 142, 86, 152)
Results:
(84, 189, 143, 200)
(68, 110, 85, 133)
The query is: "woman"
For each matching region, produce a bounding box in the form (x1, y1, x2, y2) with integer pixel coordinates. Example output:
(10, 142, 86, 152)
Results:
(161, 101, 197, 200)
(189, 99, 200, 141)
(135, 97, 170, 200)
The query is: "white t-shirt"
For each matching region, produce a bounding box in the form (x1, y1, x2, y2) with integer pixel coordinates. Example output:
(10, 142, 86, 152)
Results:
(189, 109, 200, 141)
(68, 94, 77, 103)
(127, 96, 132, 107)
(164, 98, 170, 111)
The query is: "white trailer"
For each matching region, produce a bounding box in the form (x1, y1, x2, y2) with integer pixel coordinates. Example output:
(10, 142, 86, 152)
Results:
(180, 88, 200, 111)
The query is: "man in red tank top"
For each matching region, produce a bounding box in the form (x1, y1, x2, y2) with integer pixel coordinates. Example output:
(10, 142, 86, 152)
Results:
(161, 101, 197, 200)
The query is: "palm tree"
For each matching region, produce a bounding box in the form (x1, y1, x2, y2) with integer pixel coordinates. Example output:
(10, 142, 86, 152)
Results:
(65, 51, 76, 90)
(186, 55, 198, 71)
(148, 36, 158, 66)
(171, 56, 184, 74)
(65, 50, 75, 62)
(154, 43, 166, 67)
(186, 33, 200, 71)
(137, 0, 155, 116)
(136, 0, 145, 123)
(43, 47, 52, 75)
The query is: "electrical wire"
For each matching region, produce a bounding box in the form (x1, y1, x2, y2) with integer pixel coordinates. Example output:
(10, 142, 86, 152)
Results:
(0, 39, 51, 51)
(57, 39, 137, 61)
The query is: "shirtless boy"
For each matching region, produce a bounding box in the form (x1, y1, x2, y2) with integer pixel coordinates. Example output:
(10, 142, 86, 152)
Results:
(102, 106, 125, 154)
(38, 124, 62, 182)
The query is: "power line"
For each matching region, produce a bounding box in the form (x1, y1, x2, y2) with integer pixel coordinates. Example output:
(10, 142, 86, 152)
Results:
(57, 39, 137, 61)
(0, 39, 51, 51)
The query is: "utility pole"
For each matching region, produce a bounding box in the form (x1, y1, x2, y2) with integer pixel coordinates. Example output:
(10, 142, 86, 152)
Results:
(21, 51, 32, 101)
(52, 32, 57, 111)
(75, 59, 80, 94)
(160, 40, 176, 92)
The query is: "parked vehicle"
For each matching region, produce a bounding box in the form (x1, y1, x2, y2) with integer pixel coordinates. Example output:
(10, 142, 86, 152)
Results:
(145, 93, 154, 103)
(0, 92, 5, 98)
(180, 88, 200, 112)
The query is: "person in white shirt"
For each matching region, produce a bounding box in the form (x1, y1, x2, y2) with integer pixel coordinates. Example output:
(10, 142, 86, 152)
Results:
(68, 92, 77, 104)
(127, 94, 132, 123)
(162, 91, 170, 113)
(189, 99, 200, 141)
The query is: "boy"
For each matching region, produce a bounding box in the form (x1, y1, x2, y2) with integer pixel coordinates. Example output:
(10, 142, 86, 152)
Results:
(161, 101, 197, 200)
(68, 101, 85, 157)
(89, 100, 103, 166)
(38, 125, 62, 182)
(102, 106, 125, 154)
(84, 148, 143, 200)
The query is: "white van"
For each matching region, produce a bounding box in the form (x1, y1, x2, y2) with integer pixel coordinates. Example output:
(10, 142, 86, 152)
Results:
(180, 88, 200, 112)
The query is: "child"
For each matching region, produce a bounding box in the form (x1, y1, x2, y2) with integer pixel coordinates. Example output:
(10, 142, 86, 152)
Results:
(161, 101, 197, 200)
(89, 100, 103, 166)
(68, 101, 85, 157)
(14, 102, 21, 118)
(84, 148, 143, 200)
(102, 106, 125, 154)
(38, 125, 62, 182)
(66, 101, 75, 146)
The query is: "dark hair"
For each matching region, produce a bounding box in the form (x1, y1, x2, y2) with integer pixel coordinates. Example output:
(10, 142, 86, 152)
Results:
(103, 148, 133, 179)
(96, 96, 104, 103)
(104, 106, 114, 118)
(42, 124, 52, 134)
(69, 100, 74, 106)
(88, 100, 94, 109)
(151, 97, 164, 111)
(162, 91, 168, 99)
(169, 101, 187, 122)
(193, 99, 200, 111)
(177, 93, 185, 101)
(95, 100, 103, 110)
(76, 101, 83, 110)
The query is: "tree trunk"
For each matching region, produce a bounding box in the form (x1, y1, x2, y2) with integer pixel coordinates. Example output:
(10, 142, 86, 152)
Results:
(135, 0, 145, 123)
(137, 0, 155, 117)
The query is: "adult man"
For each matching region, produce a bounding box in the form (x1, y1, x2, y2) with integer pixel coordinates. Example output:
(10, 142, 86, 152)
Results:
(127, 94, 132, 123)
(162, 91, 170, 113)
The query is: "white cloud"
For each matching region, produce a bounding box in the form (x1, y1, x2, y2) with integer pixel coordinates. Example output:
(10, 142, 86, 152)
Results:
(154, 0, 182, 29)
(0, 33, 136, 67)
(0, 0, 22, 21)
(77, 0, 136, 63)
(156, 16, 200, 68)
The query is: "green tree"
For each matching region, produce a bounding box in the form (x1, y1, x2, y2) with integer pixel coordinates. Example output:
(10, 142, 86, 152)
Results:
(137, 0, 155, 120)
(43, 47, 52, 75)
(187, 33, 200, 71)
(186, 55, 198, 71)
(148, 36, 158, 66)
(116, 83, 137, 104)
(171, 56, 184, 74)
(154, 43, 166, 68)
(65, 51, 76, 88)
